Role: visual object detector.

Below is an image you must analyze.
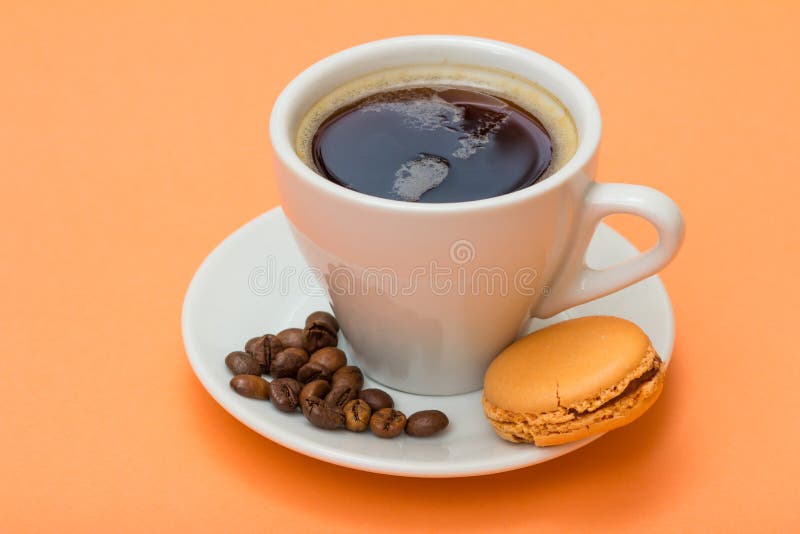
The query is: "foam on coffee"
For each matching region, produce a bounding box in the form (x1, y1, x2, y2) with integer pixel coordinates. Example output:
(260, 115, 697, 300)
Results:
(295, 65, 577, 201)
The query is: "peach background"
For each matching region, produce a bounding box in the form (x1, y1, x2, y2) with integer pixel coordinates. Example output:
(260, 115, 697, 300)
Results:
(2, 1, 799, 531)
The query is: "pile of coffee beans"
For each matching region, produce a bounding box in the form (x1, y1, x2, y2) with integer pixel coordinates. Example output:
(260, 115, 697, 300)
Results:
(224, 311, 448, 439)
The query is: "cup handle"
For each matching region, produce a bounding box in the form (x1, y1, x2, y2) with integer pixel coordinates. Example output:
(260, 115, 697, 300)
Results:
(534, 183, 685, 318)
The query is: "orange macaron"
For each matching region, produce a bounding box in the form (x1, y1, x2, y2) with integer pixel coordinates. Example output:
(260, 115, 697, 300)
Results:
(482, 316, 665, 446)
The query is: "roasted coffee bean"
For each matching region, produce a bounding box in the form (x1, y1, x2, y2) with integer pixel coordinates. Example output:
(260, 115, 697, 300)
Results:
(370, 408, 407, 438)
(406, 410, 449, 437)
(331, 365, 364, 390)
(343, 399, 371, 432)
(301, 395, 344, 429)
(229, 375, 270, 400)
(245, 336, 260, 355)
(296, 361, 333, 384)
(325, 385, 358, 409)
(300, 394, 319, 418)
(359, 388, 394, 411)
(246, 334, 283, 373)
(302, 311, 340, 352)
(276, 328, 305, 350)
(305, 311, 340, 333)
(270, 347, 309, 378)
(299, 380, 331, 407)
(225, 351, 262, 376)
(303, 327, 338, 353)
(309, 347, 347, 373)
(269, 378, 302, 412)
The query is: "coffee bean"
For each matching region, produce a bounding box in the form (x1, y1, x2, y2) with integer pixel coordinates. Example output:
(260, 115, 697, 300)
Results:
(302, 311, 339, 353)
(303, 327, 338, 353)
(305, 311, 339, 333)
(369, 408, 407, 438)
(296, 361, 333, 384)
(309, 347, 347, 373)
(301, 395, 344, 429)
(269, 378, 302, 412)
(276, 328, 305, 350)
(331, 365, 364, 390)
(229, 375, 270, 400)
(270, 347, 309, 378)
(246, 334, 283, 373)
(245, 336, 260, 355)
(406, 410, 449, 437)
(300, 394, 319, 418)
(343, 399, 371, 432)
(299, 380, 331, 407)
(325, 385, 358, 409)
(359, 388, 394, 411)
(225, 351, 262, 376)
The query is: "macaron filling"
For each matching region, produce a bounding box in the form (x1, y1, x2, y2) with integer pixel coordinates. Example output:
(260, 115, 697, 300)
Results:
(570, 355, 662, 416)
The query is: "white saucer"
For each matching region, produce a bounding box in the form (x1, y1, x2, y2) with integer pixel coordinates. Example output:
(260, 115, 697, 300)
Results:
(182, 207, 674, 477)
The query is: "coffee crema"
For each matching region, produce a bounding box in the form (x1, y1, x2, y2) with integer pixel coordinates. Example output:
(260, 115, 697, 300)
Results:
(295, 65, 577, 203)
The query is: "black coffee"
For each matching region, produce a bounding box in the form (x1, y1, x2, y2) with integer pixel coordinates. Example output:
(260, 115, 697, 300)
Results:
(311, 87, 553, 203)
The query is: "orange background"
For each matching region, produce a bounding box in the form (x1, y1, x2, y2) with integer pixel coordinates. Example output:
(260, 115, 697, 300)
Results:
(2, 1, 799, 531)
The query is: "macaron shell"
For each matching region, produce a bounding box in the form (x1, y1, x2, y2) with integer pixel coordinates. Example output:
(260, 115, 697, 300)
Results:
(483, 316, 652, 413)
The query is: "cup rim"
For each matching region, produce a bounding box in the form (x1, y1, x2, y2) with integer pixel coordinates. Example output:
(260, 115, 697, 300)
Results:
(269, 35, 601, 212)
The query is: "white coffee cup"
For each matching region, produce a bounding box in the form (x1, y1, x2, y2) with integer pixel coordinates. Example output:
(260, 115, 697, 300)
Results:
(270, 35, 684, 395)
